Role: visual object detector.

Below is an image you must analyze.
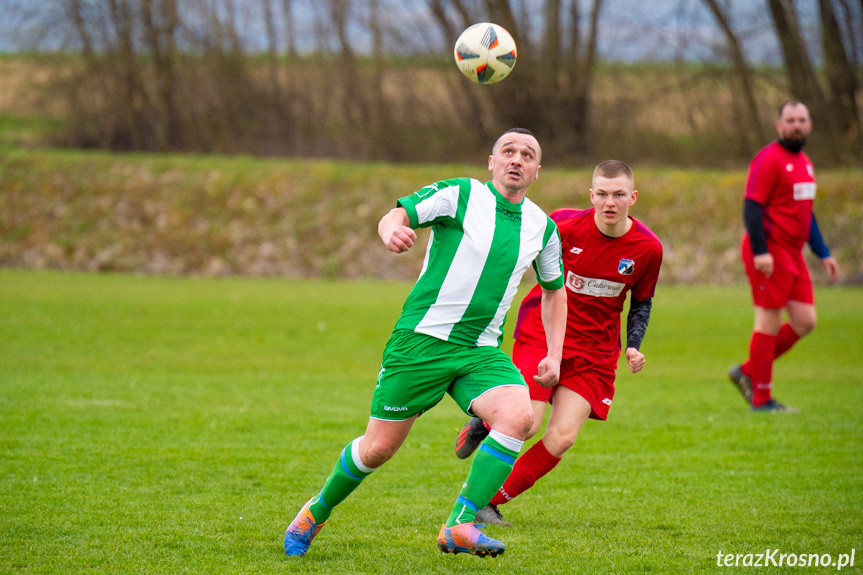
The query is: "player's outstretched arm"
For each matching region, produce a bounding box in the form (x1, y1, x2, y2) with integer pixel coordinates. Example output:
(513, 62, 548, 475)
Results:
(378, 207, 417, 253)
(534, 287, 566, 388)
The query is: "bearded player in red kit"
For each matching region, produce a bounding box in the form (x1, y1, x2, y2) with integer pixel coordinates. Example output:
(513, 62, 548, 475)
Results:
(453, 160, 663, 525)
(727, 101, 839, 412)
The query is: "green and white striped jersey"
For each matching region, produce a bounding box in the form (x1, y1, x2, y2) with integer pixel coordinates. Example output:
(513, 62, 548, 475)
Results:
(394, 177, 563, 348)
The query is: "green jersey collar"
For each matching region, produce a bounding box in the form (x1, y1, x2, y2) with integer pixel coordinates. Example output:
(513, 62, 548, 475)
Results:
(485, 181, 524, 212)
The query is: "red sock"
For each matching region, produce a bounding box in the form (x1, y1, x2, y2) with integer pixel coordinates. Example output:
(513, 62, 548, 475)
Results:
(748, 331, 775, 407)
(741, 324, 800, 377)
(490, 440, 561, 507)
(773, 323, 800, 361)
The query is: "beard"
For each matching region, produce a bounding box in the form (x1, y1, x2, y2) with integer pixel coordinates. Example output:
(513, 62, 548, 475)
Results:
(778, 135, 807, 153)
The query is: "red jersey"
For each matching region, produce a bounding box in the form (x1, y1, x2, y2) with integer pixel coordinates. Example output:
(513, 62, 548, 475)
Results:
(513, 208, 663, 367)
(744, 141, 815, 252)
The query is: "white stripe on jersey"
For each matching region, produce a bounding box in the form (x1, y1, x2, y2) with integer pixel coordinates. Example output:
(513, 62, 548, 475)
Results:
(415, 179, 496, 340)
(417, 228, 434, 279)
(533, 209, 562, 284)
(415, 184, 457, 282)
(415, 183, 459, 225)
(477, 197, 556, 346)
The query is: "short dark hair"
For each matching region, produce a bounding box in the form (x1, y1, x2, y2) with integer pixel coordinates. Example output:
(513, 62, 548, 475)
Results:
(593, 159, 633, 182)
(492, 127, 541, 161)
(501, 127, 536, 139)
(778, 100, 806, 117)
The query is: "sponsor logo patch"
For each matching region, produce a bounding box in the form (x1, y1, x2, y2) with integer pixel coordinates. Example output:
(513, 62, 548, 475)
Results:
(384, 405, 409, 412)
(565, 271, 625, 297)
(602, 398, 613, 406)
(793, 182, 816, 201)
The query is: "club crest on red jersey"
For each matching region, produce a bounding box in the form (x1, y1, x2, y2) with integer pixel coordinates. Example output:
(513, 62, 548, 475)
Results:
(618, 258, 634, 275)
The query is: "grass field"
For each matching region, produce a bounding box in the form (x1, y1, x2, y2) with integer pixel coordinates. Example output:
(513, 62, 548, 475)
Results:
(1, 270, 861, 574)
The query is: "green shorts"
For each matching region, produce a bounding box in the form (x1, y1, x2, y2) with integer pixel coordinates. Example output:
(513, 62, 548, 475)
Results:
(370, 329, 526, 421)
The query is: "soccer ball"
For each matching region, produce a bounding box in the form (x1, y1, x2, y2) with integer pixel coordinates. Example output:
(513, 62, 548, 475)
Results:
(453, 22, 517, 85)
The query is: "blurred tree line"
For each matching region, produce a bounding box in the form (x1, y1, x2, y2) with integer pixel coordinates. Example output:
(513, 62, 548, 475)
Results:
(6, 0, 863, 166)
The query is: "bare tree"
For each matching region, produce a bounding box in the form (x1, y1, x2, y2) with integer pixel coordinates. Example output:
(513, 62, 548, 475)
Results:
(767, 0, 862, 161)
(767, 0, 832, 126)
(836, 0, 861, 73)
(427, 0, 458, 40)
(12, 0, 859, 166)
(262, 0, 287, 150)
(107, 0, 146, 148)
(368, 0, 389, 158)
(541, 0, 562, 96)
(281, 0, 297, 57)
(702, 0, 766, 153)
(329, 0, 369, 155)
(443, 0, 607, 158)
(426, 0, 492, 138)
(556, 0, 604, 156)
(141, 0, 179, 151)
(819, 0, 860, 150)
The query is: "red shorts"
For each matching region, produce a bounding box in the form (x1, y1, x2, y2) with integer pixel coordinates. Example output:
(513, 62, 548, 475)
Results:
(741, 236, 814, 309)
(512, 339, 617, 421)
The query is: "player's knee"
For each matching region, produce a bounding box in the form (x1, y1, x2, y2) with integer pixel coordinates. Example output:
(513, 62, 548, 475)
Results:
(795, 317, 816, 336)
(526, 417, 543, 440)
(359, 438, 398, 468)
(544, 428, 577, 456)
(495, 404, 533, 440)
(542, 434, 575, 457)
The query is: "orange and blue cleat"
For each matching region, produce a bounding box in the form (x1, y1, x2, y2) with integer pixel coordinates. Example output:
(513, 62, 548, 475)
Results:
(437, 522, 505, 558)
(455, 417, 490, 459)
(284, 498, 326, 557)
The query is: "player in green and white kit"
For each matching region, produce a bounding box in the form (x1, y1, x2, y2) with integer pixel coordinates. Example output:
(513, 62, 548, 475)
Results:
(284, 128, 567, 558)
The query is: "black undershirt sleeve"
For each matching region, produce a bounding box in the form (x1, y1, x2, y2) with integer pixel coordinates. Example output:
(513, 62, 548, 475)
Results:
(743, 198, 768, 255)
(626, 297, 652, 351)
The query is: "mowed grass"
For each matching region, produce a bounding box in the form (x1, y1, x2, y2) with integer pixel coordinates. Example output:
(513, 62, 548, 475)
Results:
(1, 270, 861, 574)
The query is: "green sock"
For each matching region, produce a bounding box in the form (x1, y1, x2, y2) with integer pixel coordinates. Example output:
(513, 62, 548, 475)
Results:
(308, 437, 374, 523)
(445, 434, 520, 527)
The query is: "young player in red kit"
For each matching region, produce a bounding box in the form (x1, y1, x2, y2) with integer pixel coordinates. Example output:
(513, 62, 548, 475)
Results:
(453, 160, 662, 525)
(727, 101, 839, 412)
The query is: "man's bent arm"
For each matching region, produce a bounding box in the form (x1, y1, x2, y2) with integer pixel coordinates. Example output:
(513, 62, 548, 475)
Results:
(378, 207, 416, 253)
(626, 297, 652, 351)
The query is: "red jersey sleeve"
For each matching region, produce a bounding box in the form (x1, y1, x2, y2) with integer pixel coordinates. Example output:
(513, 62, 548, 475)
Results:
(745, 145, 776, 205)
(630, 221, 663, 301)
